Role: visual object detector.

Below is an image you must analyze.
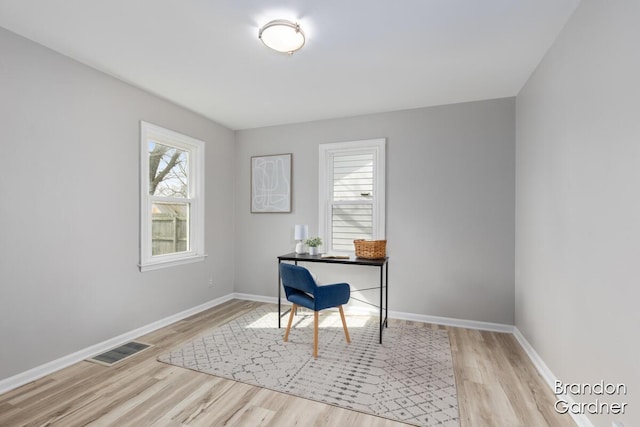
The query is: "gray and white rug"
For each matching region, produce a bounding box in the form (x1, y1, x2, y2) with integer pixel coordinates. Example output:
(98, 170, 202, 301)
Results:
(158, 305, 459, 427)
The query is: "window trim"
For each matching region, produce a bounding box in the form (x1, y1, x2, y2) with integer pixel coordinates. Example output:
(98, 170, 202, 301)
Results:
(318, 138, 386, 254)
(139, 121, 206, 272)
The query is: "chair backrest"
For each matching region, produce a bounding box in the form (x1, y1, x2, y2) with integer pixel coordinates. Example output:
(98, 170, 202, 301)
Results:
(279, 263, 317, 295)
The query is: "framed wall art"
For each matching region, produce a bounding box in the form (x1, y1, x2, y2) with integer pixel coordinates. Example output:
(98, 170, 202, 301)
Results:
(251, 153, 292, 213)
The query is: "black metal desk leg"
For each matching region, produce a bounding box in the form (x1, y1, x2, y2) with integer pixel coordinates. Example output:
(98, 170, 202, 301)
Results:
(385, 262, 389, 327)
(278, 260, 281, 328)
(379, 265, 383, 344)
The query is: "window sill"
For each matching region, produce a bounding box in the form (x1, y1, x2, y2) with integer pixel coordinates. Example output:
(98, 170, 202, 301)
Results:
(139, 254, 207, 272)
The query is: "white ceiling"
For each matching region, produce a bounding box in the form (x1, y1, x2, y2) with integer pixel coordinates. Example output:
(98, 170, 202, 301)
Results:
(0, 0, 580, 130)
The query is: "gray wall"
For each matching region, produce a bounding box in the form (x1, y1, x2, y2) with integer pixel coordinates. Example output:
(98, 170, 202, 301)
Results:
(516, 1, 639, 426)
(0, 28, 235, 380)
(235, 98, 515, 324)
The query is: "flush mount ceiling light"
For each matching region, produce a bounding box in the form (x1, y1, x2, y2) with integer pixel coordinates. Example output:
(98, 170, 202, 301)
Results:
(258, 19, 305, 54)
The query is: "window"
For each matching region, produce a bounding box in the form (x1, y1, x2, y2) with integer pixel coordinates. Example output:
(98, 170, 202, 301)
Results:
(319, 139, 386, 253)
(139, 121, 205, 271)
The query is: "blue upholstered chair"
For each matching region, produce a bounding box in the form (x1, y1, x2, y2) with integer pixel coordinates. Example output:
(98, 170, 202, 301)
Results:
(279, 263, 351, 358)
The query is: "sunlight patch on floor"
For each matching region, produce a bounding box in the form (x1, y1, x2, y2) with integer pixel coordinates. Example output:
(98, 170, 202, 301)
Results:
(245, 308, 369, 329)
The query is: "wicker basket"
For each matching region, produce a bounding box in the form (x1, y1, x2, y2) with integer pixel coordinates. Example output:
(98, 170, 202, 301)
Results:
(354, 239, 387, 259)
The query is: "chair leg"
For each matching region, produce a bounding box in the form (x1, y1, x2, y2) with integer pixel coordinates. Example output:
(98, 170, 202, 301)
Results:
(339, 306, 351, 344)
(284, 303, 297, 342)
(313, 311, 319, 358)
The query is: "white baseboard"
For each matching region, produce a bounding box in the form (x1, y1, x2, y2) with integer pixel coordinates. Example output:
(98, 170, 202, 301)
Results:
(0, 293, 234, 395)
(388, 309, 513, 333)
(232, 292, 286, 305)
(234, 293, 376, 316)
(512, 327, 594, 427)
(234, 292, 513, 333)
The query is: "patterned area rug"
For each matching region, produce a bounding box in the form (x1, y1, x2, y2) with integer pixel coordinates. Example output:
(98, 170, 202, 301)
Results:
(158, 305, 459, 427)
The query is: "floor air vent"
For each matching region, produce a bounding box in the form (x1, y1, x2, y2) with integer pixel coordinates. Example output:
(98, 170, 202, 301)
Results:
(87, 341, 153, 366)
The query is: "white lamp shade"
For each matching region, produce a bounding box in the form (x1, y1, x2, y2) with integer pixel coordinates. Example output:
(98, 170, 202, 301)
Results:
(294, 224, 308, 240)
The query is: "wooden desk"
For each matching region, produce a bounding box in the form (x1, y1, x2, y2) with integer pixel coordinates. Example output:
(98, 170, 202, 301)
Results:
(277, 252, 389, 343)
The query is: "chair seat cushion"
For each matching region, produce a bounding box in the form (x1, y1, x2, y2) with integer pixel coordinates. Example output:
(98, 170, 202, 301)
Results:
(287, 290, 315, 310)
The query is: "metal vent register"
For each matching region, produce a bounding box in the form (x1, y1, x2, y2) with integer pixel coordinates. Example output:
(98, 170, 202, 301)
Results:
(87, 341, 152, 366)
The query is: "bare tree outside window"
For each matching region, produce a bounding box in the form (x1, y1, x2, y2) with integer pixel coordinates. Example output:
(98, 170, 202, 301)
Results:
(149, 142, 189, 256)
(149, 142, 188, 197)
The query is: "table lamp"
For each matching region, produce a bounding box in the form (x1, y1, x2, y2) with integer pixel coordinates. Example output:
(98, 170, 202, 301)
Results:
(294, 224, 308, 254)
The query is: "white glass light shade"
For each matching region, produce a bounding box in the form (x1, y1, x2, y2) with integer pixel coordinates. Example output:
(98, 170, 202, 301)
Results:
(294, 224, 308, 241)
(258, 19, 305, 54)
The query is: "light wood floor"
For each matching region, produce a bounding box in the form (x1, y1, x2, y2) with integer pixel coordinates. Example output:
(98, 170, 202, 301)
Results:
(0, 299, 576, 426)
